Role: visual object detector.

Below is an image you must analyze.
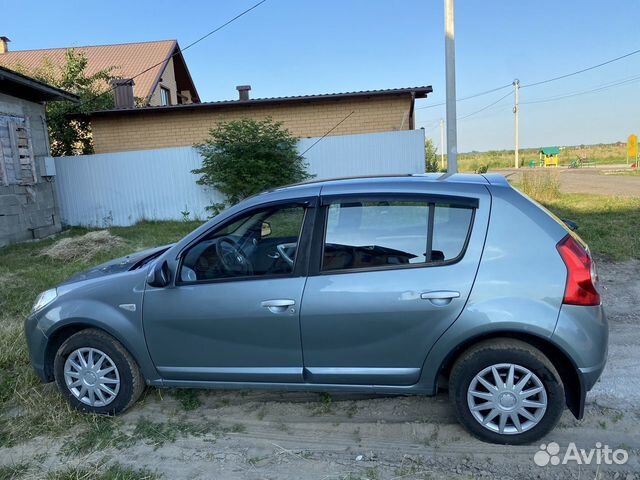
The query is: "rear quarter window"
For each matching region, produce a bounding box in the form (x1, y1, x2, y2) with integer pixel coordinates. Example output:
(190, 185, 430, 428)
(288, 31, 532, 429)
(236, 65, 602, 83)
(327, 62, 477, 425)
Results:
(432, 206, 474, 261)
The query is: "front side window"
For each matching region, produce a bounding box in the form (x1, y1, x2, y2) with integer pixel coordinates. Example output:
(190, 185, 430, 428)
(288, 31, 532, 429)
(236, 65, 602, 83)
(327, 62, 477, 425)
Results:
(322, 198, 474, 272)
(179, 205, 306, 282)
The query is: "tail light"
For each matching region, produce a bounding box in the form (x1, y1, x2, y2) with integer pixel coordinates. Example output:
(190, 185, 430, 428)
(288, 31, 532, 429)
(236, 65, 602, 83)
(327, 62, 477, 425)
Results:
(556, 235, 600, 306)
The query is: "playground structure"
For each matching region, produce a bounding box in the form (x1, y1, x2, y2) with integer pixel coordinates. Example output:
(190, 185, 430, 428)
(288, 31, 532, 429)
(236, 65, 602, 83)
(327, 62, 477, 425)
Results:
(539, 147, 560, 167)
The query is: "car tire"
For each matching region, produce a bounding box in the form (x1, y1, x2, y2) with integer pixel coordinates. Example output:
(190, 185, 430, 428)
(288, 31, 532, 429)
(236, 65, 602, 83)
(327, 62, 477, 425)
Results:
(449, 338, 565, 445)
(53, 328, 144, 415)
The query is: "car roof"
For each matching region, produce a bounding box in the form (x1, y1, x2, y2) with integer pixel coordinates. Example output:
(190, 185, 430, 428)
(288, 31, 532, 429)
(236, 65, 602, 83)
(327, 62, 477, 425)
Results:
(275, 173, 509, 194)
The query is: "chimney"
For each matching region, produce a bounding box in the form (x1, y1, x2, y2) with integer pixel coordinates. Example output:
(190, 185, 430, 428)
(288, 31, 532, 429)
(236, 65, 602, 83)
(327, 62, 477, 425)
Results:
(236, 85, 251, 101)
(111, 79, 135, 109)
(0, 37, 10, 54)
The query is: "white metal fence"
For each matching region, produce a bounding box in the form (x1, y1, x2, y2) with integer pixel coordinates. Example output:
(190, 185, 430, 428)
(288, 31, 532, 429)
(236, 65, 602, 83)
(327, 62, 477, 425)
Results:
(53, 129, 425, 227)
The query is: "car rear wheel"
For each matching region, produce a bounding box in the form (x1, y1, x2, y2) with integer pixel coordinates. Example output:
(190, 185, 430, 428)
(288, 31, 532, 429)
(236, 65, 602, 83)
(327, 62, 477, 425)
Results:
(449, 338, 565, 445)
(54, 329, 144, 415)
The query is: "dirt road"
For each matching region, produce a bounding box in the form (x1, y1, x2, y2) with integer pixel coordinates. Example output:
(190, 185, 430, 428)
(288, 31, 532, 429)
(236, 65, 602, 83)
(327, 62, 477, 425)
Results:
(2, 260, 639, 479)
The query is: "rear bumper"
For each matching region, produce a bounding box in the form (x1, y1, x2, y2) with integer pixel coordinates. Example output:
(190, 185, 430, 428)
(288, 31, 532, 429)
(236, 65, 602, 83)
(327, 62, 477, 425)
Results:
(552, 303, 608, 419)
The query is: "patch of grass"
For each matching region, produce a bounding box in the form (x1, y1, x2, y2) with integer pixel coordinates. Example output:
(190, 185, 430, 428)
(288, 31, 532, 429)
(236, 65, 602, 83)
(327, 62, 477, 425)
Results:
(520, 171, 561, 202)
(612, 411, 624, 423)
(422, 424, 440, 448)
(539, 193, 640, 260)
(0, 221, 201, 447)
(0, 462, 30, 480)
(61, 416, 133, 456)
(394, 457, 426, 478)
(311, 392, 333, 416)
(171, 389, 201, 411)
(46, 462, 159, 480)
(61, 416, 245, 455)
(255, 406, 267, 420)
(130, 417, 244, 450)
(457, 143, 627, 172)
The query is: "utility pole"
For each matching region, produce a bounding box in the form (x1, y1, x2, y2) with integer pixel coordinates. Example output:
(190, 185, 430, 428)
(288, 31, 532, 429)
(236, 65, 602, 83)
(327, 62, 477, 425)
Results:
(513, 79, 520, 168)
(440, 118, 445, 170)
(444, 0, 458, 173)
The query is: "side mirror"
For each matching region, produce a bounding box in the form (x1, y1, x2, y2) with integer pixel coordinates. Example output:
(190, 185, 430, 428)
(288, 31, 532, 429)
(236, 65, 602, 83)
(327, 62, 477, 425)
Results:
(146, 260, 171, 288)
(261, 221, 272, 238)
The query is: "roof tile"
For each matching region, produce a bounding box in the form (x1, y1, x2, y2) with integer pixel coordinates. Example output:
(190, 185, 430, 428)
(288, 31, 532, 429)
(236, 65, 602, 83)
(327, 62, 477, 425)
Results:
(0, 40, 176, 100)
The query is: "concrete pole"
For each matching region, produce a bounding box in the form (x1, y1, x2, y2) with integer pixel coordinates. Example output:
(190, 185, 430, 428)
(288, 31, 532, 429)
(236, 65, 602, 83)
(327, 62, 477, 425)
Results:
(445, 0, 458, 173)
(514, 79, 520, 168)
(440, 118, 445, 170)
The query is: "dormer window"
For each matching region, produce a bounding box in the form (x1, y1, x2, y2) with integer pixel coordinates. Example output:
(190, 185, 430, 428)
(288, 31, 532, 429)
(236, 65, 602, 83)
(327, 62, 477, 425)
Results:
(160, 87, 171, 106)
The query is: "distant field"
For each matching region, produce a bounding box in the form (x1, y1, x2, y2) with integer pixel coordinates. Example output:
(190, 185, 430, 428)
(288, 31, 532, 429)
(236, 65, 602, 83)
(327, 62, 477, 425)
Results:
(456, 142, 629, 172)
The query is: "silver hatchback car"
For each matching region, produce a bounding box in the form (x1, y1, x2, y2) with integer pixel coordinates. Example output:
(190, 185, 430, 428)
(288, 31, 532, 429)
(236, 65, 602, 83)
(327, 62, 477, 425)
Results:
(25, 174, 607, 444)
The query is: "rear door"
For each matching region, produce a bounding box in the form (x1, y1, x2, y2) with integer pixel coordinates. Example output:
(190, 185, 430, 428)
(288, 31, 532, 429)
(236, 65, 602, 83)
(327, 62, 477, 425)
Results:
(300, 182, 491, 386)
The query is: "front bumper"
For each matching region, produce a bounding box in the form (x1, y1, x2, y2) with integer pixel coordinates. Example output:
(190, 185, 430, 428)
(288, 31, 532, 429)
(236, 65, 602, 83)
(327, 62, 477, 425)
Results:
(24, 312, 50, 382)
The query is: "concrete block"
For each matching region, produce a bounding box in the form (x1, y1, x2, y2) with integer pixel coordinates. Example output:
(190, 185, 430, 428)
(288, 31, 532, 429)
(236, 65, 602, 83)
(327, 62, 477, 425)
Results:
(0, 204, 22, 216)
(0, 194, 19, 207)
(32, 223, 61, 239)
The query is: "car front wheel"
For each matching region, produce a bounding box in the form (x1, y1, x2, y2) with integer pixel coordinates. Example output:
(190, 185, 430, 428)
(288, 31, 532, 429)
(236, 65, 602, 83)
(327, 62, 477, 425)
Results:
(53, 328, 144, 415)
(449, 338, 565, 445)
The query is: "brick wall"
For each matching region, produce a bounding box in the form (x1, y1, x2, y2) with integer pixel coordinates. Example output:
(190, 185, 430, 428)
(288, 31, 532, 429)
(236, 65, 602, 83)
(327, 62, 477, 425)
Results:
(92, 95, 413, 154)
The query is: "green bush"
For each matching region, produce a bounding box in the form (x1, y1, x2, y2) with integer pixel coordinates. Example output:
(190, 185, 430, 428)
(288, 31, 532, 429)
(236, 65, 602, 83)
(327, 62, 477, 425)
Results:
(193, 117, 313, 214)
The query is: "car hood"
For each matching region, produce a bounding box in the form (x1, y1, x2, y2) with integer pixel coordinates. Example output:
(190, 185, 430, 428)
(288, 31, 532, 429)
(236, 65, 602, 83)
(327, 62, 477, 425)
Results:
(60, 244, 173, 286)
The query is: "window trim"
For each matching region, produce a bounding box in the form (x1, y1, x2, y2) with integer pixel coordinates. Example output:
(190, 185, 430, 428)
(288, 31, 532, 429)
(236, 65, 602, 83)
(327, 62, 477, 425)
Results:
(309, 193, 477, 276)
(174, 198, 317, 286)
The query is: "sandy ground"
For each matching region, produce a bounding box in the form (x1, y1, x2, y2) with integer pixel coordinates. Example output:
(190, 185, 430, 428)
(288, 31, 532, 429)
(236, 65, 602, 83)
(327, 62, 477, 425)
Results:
(1, 260, 639, 479)
(495, 165, 640, 197)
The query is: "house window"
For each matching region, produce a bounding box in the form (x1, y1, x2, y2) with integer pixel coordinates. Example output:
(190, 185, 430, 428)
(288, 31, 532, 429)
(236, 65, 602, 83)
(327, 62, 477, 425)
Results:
(0, 115, 37, 186)
(160, 87, 171, 106)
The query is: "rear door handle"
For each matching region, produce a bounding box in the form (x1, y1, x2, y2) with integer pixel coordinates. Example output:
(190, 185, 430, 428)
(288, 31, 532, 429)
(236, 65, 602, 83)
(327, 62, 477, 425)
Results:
(420, 291, 460, 306)
(261, 299, 296, 313)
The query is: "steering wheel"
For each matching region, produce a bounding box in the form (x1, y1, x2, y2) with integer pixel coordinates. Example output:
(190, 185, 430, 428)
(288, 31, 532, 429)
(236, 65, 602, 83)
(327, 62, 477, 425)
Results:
(215, 237, 253, 275)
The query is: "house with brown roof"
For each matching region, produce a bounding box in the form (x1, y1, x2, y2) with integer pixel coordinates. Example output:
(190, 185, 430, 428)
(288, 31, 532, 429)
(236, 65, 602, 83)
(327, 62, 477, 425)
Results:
(0, 37, 199, 106)
(85, 85, 432, 154)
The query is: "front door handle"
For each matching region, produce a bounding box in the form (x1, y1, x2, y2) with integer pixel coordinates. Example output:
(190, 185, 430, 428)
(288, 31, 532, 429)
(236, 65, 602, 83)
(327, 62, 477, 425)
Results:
(420, 290, 460, 306)
(261, 299, 295, 314)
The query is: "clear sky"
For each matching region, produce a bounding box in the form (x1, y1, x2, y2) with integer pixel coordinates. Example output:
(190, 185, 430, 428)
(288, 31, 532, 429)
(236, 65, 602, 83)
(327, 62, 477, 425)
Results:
(2, 0, 639, 152)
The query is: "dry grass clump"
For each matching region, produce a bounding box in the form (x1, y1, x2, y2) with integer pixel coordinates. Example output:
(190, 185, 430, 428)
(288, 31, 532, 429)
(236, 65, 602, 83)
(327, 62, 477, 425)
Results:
(520, 171, 561, 202)
(40, 230, 126, 262)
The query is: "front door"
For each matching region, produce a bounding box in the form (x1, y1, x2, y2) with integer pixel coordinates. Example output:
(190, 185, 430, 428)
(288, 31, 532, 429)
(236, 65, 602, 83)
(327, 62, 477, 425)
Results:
(300, 186, 490, 386)
(143, 202, 312, 383)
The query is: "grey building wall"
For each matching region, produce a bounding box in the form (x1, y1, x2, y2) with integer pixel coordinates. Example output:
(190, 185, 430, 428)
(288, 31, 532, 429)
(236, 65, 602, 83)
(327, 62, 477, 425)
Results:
(0, 92, 61, 248)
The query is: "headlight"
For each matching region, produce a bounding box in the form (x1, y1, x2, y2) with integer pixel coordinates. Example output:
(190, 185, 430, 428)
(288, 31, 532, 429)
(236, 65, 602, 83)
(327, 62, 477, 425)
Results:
(32, 288, 57, 313)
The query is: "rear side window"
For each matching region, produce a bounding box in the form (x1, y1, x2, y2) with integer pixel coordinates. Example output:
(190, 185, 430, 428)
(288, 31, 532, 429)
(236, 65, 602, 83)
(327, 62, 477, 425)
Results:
(322, 198, 474, 272)
(432, 206, 474, 261)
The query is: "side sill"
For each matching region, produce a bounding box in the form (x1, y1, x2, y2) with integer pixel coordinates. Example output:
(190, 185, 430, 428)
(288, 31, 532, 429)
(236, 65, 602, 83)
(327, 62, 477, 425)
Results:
(148, 379, 434, 396)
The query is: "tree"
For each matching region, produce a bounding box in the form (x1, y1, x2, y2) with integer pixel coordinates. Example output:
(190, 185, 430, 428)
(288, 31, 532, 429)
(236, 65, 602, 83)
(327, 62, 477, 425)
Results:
(23, 49, 116, 156)
(425, 138, 439, 172)
(193, 117, 313, 213)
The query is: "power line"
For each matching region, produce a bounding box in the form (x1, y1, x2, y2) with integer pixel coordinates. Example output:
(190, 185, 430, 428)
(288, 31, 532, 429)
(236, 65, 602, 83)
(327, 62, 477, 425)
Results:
(299, 111, 355, 156)
(458, 91, 512, 120)
(520, 47, 640, 88)
(80, 0, 268, 108)
(418, 47, 640, 112)
(521, 73, 640, 105)
(417, 83, 511, 109)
